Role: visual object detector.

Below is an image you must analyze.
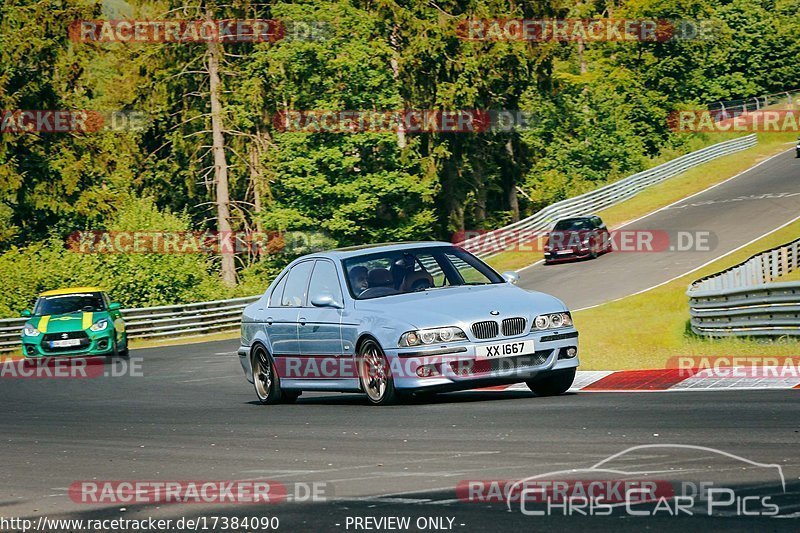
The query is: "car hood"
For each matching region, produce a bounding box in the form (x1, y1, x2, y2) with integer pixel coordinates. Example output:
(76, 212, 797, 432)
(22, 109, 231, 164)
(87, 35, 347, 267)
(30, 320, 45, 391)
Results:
(30, 311, 109, 333)
(353, 283, 567, 330)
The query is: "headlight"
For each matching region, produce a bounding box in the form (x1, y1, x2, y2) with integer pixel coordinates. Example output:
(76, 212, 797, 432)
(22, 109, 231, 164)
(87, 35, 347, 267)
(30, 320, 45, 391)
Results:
(532, 312, 572, 330)
(22, 324, 40, 337)
(90, 319, 109, 332)
(399, 327, 467, 347)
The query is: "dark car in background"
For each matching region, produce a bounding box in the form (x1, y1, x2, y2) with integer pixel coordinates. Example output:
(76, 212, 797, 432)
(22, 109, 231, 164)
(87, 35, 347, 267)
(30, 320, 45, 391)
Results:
(543, 216, 612, 264)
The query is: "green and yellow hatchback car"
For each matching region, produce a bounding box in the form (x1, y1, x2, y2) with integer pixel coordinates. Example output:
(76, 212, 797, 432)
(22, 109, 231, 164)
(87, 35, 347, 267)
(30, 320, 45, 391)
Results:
(20, 287, 128, 358)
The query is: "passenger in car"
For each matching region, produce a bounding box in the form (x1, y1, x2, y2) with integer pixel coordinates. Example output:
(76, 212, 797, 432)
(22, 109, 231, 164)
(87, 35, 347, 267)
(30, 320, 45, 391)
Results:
(348, 266, 369, 296)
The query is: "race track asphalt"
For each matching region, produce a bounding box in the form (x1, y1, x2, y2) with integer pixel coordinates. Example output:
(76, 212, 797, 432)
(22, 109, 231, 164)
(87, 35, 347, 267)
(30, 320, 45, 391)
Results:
(518, 148, 800, 309)
(1, 340, 798, 530)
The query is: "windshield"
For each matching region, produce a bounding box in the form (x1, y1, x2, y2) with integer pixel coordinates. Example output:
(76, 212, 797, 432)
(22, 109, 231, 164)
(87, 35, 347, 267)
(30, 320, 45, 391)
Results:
(342, 246, 503, 300)
(34, 293, 106, 315)
(553, 219, 593, 231)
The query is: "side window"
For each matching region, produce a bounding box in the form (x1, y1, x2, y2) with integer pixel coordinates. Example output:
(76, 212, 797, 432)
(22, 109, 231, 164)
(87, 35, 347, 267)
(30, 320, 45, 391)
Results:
(268, 273, 289, 307)
(308, 260, 343, 305)
(280, 261, 314, 307)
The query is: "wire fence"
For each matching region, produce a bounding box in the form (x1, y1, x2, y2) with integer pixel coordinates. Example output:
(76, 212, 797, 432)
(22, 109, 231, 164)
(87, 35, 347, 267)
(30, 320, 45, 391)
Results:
(708, 89, 799, 120)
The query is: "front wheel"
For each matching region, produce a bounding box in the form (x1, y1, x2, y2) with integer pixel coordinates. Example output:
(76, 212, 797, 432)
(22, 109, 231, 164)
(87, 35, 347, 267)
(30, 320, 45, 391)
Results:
(526, 368, 576, 397)
(252, 346, 282, 404)
(117, 333, 129, 358)
(358, 339, 398, 406)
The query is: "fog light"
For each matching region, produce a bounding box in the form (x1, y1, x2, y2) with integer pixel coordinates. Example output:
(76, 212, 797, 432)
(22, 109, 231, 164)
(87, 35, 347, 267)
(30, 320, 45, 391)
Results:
(98, 339, 109, 350)
(560, 346, 577, 359)
(416, 364, 439, 377)
(25, 345, 37, 356)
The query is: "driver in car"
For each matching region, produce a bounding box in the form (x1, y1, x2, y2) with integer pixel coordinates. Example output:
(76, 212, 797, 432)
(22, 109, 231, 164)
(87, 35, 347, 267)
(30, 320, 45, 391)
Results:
(348, 266, 369, 296)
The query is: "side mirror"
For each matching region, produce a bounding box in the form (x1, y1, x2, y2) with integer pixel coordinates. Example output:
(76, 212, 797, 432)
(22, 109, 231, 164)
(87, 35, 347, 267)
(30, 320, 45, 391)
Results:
(310, 293, 342, 309)
(501, 271, 520, 285)
(108, 302, 121, 311)
(21, 310, 32, 317)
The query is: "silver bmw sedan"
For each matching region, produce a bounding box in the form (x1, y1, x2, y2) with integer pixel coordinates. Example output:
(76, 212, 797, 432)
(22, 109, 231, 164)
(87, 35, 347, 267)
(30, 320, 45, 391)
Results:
(238, 242, 579, 405)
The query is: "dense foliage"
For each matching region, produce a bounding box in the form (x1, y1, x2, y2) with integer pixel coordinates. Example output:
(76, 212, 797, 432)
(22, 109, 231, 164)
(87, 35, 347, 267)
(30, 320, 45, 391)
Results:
(0, 0, 798, 313)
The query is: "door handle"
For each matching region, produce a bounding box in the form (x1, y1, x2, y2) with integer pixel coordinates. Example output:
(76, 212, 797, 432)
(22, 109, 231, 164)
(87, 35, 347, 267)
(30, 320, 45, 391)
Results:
(299, 317, 307, 326)
(266, 317, 273, 326)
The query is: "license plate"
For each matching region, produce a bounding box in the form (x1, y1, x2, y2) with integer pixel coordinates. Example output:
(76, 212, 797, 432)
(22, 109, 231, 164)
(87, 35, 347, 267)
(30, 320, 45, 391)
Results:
(50, 339, 81, 348)
(476, 340, 534, 360)
(556, 250, 573, 254)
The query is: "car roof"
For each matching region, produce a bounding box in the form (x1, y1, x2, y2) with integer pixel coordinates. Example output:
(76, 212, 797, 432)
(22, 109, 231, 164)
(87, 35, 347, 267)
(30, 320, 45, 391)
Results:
(39, 287, 105, 297)
(306, 241, 456, 260)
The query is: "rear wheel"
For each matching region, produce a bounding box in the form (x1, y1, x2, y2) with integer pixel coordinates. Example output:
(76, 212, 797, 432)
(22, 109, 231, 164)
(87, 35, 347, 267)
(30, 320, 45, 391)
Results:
(358, 339, 398, 406)
(526, 368, 576, 397)
(252, 346, 282, 404)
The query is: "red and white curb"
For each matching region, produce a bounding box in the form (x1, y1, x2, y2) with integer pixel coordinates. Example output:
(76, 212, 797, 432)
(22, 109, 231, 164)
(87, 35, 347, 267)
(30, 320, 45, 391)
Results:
(482, 368, 800, 392)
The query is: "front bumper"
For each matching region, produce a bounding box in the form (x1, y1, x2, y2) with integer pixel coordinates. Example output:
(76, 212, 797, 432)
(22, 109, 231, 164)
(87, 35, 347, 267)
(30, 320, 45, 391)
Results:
(386, 328, 579, 392)
(22, 330, 117, 358)
(544, 248, 592, 262)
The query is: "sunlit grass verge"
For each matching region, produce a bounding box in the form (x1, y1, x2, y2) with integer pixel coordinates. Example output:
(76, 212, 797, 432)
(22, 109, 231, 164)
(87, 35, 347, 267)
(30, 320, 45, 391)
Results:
(776, 269, 800, 282)
(573, 218, 800, 371)
(486, 133, 797, 273)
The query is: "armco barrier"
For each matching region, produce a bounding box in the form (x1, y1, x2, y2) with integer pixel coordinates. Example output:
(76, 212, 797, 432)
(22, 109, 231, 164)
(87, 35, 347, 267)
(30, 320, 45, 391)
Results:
(0, 295, 260, 354)
(687, 238, 800, 337)
(456, 134, 758, 258)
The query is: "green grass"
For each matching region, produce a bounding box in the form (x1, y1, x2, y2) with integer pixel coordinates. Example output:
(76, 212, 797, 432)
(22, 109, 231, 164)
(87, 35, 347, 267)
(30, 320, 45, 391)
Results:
(486, 132, 797, 273)
(573, 219, 800, 370)
(128, 330, 239, 350)
(775, 268, 800, 282)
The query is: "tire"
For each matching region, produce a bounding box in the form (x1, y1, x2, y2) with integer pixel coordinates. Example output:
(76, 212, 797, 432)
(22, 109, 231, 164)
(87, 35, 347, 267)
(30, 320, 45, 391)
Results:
(252, 346, 283, 405)
(117, 333, 129, 358)
(526, 368, 576, 397)
(357, 339, 398, 406)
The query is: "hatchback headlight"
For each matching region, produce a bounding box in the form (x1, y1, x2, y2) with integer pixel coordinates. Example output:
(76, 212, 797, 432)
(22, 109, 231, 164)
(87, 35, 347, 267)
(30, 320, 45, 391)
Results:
(23, 324, 40, 337)
(532, 312, 572, 330)
(399, 327, 467, 347)
(90, 319, 109, 332)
